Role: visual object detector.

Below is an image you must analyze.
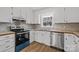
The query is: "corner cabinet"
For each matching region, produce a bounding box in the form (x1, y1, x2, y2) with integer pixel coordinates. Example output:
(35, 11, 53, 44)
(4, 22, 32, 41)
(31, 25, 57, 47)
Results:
(0, 7, 12, 22)
(64, 34, 79, 52)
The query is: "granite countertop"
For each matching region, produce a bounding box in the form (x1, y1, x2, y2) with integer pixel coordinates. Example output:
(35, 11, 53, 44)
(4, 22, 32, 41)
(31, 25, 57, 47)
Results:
(33, 29, 79, 37)
(0, 32, 15, 36)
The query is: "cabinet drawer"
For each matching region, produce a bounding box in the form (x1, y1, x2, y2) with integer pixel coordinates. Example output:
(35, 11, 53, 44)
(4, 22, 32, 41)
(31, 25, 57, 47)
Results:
(0, 45, 6, 51)
(4, 44, 14, 50)
(3, 40, 15, 51)
(0, 40, 5, 46)
(7, 48, 15, 52)
(0, 40, 10, 52)
(4, 47, 15, 52)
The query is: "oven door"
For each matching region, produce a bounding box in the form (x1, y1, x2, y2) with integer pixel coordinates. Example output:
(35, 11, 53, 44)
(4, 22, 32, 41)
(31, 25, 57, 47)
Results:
(16, 32, 29, 46)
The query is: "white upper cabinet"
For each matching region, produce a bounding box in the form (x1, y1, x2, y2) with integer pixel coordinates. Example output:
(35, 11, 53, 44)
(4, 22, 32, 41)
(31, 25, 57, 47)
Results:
(33, 11, 41, 24)
(25, 8, 34, 24)
(54, 7, 79, 23)
(0, 7, 12, 22)
(33, 8, 65, 24)
(21, 7, 27, 20)
(13, 7, 21, 19)
(54, 8, 65, 23)
(65, 7, 79, 23)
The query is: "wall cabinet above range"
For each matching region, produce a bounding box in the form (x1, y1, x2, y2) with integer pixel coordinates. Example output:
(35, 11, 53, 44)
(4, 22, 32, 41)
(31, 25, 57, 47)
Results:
(12, 7, 21, 19)
(12, 7, 39, 24)
(12, 7, 28, 21)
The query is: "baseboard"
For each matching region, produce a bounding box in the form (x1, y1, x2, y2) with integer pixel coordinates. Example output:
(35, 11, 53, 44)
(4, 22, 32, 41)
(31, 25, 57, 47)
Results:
(50, 46, 64, 52)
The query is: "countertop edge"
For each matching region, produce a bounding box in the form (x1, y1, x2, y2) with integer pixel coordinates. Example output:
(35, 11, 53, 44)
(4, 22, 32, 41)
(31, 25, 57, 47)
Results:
(0, 32, 15, 36)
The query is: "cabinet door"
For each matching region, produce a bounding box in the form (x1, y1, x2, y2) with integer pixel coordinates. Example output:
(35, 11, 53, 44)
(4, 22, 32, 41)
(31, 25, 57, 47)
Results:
(13, 7, 21, 18)
(65, 7, 79, 23)
(35, 31, 50, 46)
(34, 31, 50, 46)
(33, 11, 41, 24)
(41, 31, 50, 46)
(35, 31, 42, 43)
(26, 8, 34, 24)
(30, 31, 35, 43)
(0, 7, 11, 22)
(21, 7, 27, 20)
(74, 36, 79, 52)
(54, 8, 65, 23)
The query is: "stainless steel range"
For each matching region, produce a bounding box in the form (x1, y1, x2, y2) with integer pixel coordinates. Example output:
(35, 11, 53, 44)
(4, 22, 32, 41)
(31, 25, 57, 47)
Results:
(10, 28, 30, 52)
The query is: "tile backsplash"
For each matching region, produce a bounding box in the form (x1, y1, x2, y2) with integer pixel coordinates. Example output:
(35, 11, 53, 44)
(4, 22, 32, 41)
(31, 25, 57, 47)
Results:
(0, 23, 10, 32)
(0, 23, 34, 32)
(33, 23, 79, 32)
(0, 22, 79, 32)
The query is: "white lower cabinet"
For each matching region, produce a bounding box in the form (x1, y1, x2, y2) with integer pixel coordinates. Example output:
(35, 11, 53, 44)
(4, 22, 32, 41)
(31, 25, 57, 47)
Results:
(34, 31, 50, 46)
(0, 34, 15, 52)
(40, 31, 50, 46)
(52, 33, 64, 49)
(64, 34, 79, 52)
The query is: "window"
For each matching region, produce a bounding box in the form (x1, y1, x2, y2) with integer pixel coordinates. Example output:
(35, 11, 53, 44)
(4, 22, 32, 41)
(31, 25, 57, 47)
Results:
(40, 13, 53, 27)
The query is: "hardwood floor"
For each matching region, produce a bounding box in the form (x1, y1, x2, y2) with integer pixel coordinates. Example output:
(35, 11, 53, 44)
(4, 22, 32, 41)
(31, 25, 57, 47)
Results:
(21, 41, 63, 52)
